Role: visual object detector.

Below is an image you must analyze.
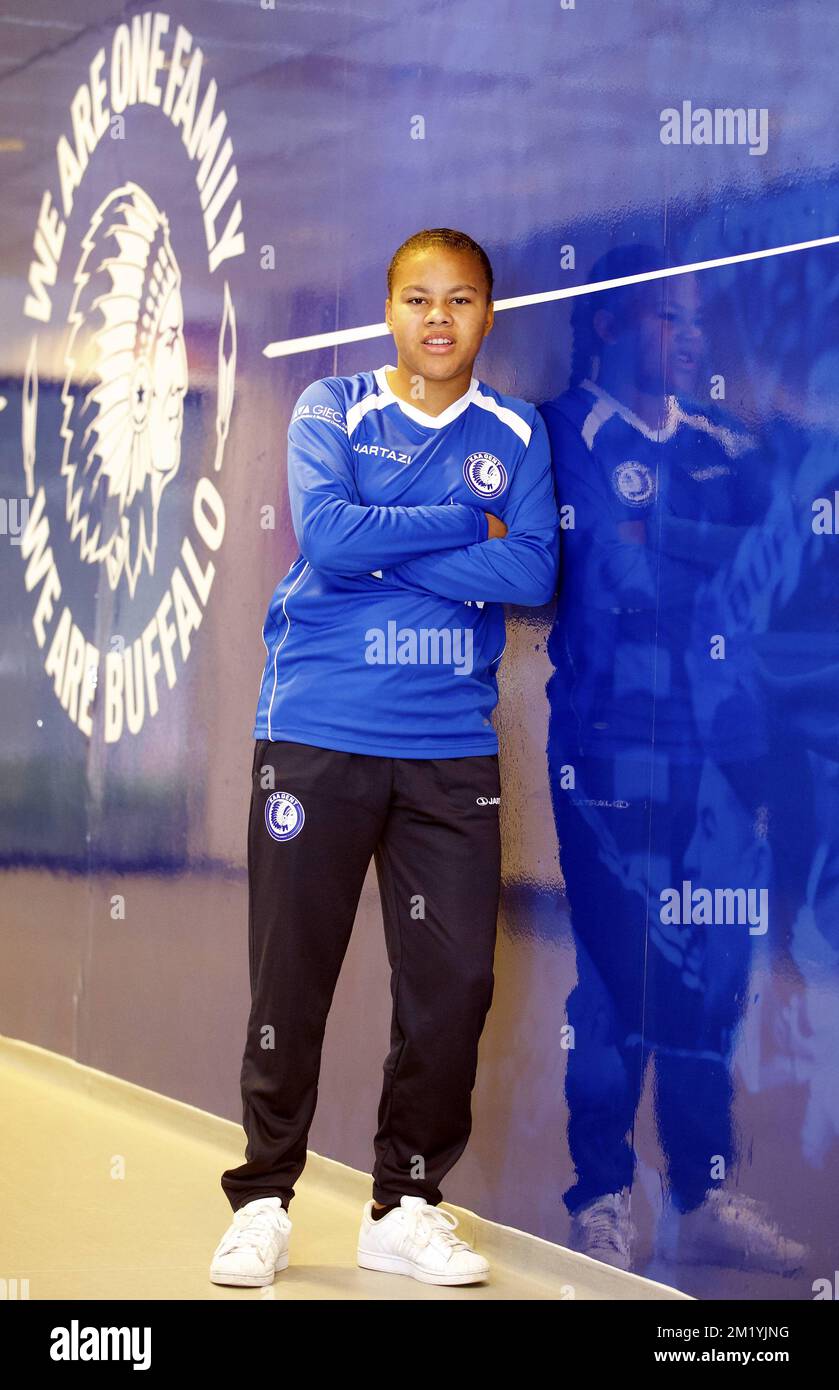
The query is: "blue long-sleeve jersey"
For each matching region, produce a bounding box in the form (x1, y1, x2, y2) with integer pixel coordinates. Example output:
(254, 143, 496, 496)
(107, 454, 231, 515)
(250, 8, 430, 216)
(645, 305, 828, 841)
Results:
(539, 377, 768, 760)
(253, 364, 560, 756)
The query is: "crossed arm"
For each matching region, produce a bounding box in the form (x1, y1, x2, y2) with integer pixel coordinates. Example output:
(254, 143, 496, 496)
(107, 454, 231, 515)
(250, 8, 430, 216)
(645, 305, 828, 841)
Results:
(288, 401, 488, 572)
(286, 381, 560, 606)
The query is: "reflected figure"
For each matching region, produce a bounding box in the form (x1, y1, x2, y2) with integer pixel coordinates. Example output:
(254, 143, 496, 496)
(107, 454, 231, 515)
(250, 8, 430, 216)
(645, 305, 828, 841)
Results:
(784, 755, 839, 1166)
(539, 244, 806, 1274)
(722, 345, 839, 1177)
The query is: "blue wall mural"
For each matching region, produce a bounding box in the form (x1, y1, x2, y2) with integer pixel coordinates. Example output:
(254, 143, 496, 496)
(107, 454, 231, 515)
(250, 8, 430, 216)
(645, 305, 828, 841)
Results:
(1, 0, 838, 1299)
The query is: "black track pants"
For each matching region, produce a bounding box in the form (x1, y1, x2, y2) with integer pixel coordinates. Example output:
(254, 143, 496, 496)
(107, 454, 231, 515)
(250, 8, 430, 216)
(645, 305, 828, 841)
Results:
(220, 738, 502, 1212)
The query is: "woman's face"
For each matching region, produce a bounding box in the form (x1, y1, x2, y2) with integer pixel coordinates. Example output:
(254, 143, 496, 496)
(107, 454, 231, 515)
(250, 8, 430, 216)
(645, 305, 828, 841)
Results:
(385, 246, 493, 387)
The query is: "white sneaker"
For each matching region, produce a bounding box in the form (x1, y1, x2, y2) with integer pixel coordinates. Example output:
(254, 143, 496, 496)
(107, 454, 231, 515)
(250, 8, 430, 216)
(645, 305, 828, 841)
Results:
(210, 1196, 292, 1287)
(569, 1190, 635, 1270)
(657, 1189, 808, 1274)
(357, 1196, 489, 1286)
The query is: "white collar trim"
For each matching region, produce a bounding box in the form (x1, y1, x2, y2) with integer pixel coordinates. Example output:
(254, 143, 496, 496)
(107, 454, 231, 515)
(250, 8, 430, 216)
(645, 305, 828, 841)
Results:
(580, 376, 680, 443)
(373, 364, 479, 429)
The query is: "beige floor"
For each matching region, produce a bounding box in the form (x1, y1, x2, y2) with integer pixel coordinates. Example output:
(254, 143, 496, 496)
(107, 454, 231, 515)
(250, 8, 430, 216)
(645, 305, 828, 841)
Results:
(0, 1038, 690, 1301)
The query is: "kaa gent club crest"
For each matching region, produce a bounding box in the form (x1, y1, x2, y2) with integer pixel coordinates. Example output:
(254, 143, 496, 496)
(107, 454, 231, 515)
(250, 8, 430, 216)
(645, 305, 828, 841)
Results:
(463, 451, 508, 500)
(611, 459, 657, 506)
(265, 791, 306, 842)
(19, 12, 243, 744)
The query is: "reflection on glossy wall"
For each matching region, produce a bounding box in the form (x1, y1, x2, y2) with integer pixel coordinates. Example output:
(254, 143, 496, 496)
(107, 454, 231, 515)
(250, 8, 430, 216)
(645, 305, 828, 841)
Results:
(1, 0, 837, 1299)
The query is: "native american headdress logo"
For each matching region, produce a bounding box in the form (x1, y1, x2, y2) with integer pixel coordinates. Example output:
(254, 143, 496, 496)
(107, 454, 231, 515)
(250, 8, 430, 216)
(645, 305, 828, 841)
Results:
(60, 182, 188, 598)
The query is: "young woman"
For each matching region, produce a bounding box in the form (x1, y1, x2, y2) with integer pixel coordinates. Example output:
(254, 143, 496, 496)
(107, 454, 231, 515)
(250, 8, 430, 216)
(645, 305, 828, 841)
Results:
(211, 228, 559, 1288)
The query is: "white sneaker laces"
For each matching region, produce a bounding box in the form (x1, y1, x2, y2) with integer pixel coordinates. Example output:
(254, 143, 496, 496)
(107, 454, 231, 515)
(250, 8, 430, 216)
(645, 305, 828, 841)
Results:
(581, 1195, 629, 1250)
(219, 1207, 284, 1259)
(402, 1204, 471, 1255)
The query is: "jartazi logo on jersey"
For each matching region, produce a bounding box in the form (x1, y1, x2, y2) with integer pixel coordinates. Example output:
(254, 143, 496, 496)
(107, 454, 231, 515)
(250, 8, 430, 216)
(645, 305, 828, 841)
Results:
(354, 442, 412, 464)
(476, 796, 500, 805)
(18, 12, 245, 744)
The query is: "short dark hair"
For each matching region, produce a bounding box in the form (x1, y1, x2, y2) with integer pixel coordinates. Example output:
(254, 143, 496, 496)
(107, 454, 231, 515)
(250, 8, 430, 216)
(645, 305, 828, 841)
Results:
(570, 242, 669, 385)
(387, 228, 493, 301)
